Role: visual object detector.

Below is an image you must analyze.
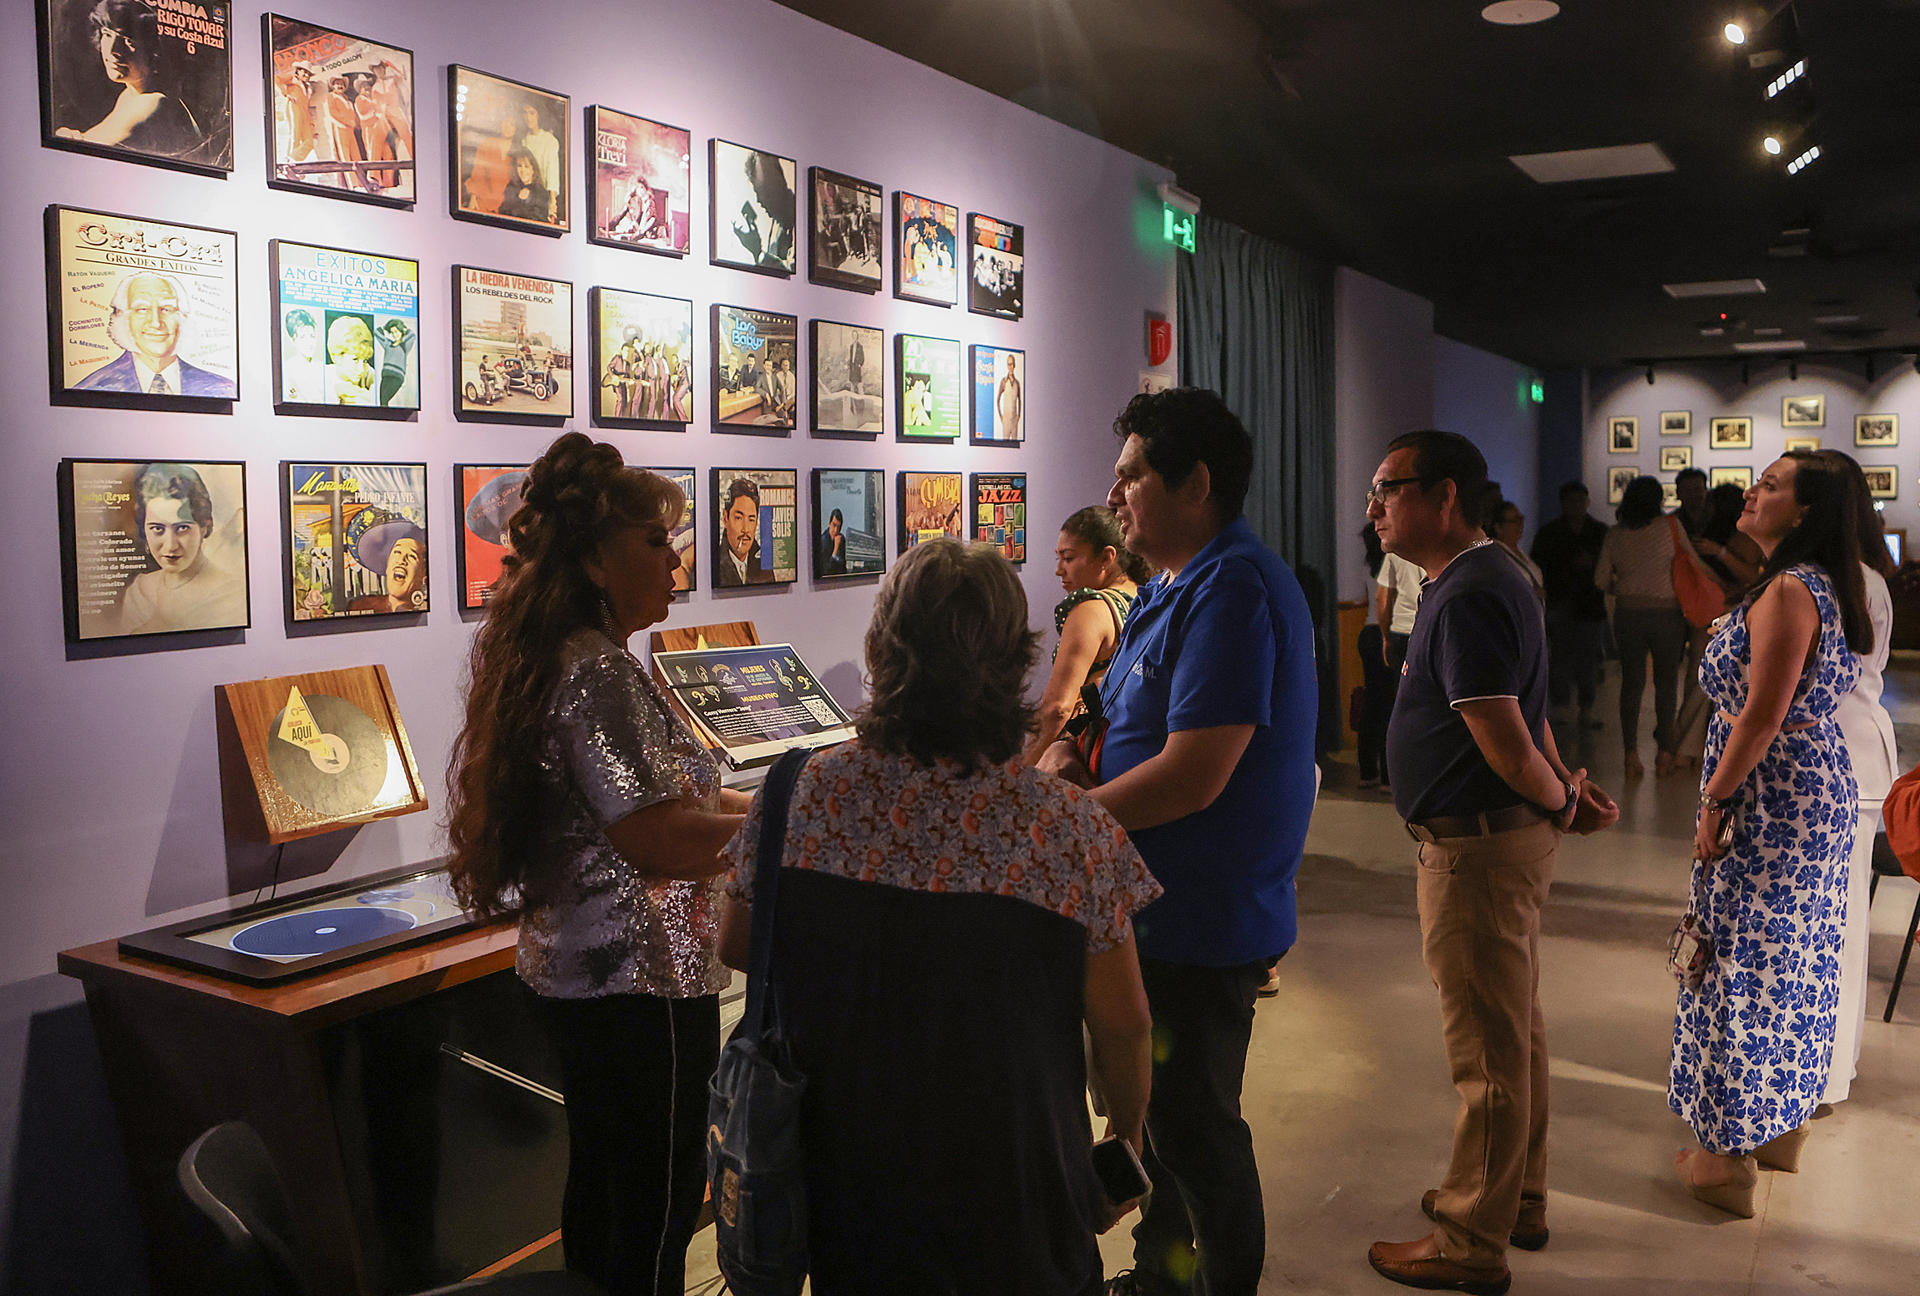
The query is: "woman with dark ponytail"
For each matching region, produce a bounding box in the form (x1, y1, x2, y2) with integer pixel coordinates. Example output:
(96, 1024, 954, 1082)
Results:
(444, 432, 747, 1296)
(1670, 450, 1868, 1217)
(1023, 505, 1154, 764)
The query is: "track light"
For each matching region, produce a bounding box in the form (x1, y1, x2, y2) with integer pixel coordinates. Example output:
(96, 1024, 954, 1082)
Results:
(1646, 364, 1656, 384)
(1866, 353, 1877, 382)
(1789, 359, 1799, 380)
(1786, 144, 1821, 174)
(1763, 135, 1783, 155)
(1742, 360, 1752, 385)
(1765, 59, 1806, 98)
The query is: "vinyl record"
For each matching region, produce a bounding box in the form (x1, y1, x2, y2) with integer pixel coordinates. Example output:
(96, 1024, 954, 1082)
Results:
(230, 906, 417, 957)
(266, 694, 390, 817)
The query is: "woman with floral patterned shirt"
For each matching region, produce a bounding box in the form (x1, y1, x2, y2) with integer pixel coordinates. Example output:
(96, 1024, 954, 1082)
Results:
(719, 539, 1161, 1295)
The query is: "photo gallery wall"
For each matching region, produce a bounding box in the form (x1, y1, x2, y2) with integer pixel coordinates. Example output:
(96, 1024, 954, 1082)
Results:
(35, 6, 1034, 646)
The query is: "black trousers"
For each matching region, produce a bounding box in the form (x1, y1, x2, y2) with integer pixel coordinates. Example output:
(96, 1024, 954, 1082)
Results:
(1357, 624, 1398, 782)
(532, 989, 720, 1296)
(1130, 956, 1271, 1296)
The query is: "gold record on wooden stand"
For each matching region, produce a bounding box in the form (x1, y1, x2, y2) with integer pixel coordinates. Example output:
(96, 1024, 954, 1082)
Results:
(217, 664, 427, 843)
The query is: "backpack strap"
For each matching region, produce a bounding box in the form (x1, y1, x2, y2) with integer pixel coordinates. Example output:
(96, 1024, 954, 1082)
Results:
(742, 745, 813, 1041)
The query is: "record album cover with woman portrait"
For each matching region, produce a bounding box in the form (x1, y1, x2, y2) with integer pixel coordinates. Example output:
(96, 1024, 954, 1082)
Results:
(712, 468, 797, 587)
(971, 344, 1024, 445)
(450, 65, 568, 235)
(711, 139, 796, 275)
(285, 461, 429, 621)
(809, 167, 882, 292)
(40, 0, 233, 174)
(588, 106, 689, 256)
(454, 266, 572, 421)
(271, 240, 419, 411)
(60, 458, 248, 642)
(47, 205, 239, 405)
(895, 191, 958, 305)
(592, 287, 692, 425)
(264, 15, 414, 206)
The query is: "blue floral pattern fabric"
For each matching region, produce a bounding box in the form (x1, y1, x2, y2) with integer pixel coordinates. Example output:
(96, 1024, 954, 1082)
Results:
(1669, 564, 1858, 1154)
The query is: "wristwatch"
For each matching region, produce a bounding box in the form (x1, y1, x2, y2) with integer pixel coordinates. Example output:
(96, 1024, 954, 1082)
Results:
(1553, 780, 1578, 819)
(1699, 790, 1740, 813)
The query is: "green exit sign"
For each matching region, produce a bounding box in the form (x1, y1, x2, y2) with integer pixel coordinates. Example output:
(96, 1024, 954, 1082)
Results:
(1163, 206, 1196, 253)
(1530, 379, 1545, 404)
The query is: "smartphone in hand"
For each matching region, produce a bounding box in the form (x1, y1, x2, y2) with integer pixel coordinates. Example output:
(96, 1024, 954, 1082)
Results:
(1092, 1136, 1151, 1204)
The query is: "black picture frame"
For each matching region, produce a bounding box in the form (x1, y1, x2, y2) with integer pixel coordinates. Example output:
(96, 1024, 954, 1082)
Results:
(897, 470, 964, 552)
(970, 471, 1028, 564)
(810, 468, 887, 581)
(262, 14, 415, 208)
(810, 319, 884, 438)
(38, 0, 234, 177)
(45, 204, 241, 410)
(641, 466, 699, 594)
(969, 344, 1026, 446)
(58, 457, 251, 644)
(710, 138, 797, 276)
(585, 104, 691, 257)
(966, 212, 1024, 320)
(711, 467, 799, 587)
(268, 239, 421, 416)
(808, 166, 883, 293)
(451, 264, 574, 426)
(454, 463, 530, 612)
(590, 286, 694, 427)
(712, 303, 798, 435)
(893, 190, 959, 306)
(448, 64, 570, 236)
(895, 333, 962, 442)
(282, 460, 430, 623)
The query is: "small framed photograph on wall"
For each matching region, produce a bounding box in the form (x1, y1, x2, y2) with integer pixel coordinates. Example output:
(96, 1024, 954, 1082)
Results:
(586, 105, 690, 256)
(808, 167, 883, 292)
(1784, 436, 1820, 452)
(1661, 481, 1680, 509)
(1782, 394, 1825, 428)
(449, 65, 569, 235)
(712, 468, 798, 587)
(895, 191, 959, 306)
(41, 0, 234, 175)
(1856, 413, 1898, 448)
(810, 468, 887, 580)
(1710, 417, 1753, 450)
(265, 15, 414, 206)
(1658, 445, 1691, 472)
(1709, 466, 1753, 491)
(1606, 466, 1638, 505)
(1660, 410, 1690, 436)
(1608, 417, 1638, 453)
(1861, 465, 1899, 500)
(711, 139, 797, 275)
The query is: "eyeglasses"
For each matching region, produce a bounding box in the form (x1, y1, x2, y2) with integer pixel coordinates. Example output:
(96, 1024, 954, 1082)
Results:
(1365, 476, 1426, 508)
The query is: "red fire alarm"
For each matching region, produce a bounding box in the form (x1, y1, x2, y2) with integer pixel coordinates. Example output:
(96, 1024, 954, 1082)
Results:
(1146, 315, 1173, 367)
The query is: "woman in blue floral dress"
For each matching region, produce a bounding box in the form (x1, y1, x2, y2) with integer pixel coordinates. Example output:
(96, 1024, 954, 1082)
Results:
(1670, 451, 1872, 1217)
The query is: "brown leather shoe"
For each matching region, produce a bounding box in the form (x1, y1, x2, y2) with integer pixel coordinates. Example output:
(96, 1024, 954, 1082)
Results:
(1422, 1188, 1549, 1251)
(1368, 1236, 1511, 1295)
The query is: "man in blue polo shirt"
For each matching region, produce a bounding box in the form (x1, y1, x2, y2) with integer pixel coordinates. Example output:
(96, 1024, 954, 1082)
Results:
(1042, 388, 1317, 1296)
(1366, 430, 1618, 1296)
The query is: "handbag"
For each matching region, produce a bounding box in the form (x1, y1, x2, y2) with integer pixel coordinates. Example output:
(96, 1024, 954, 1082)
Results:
(1668, 516, 1725, 629)
(708, 745, 813, 1296)
(1667, 907, 1712, 991)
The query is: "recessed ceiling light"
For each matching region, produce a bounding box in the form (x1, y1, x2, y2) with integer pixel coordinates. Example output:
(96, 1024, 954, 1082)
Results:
(1663, 278, 1767, 299)
(1510, 143, 1675, 183)
(1482, 1, 1560, 24)
(1763, 135, 1783, 155)
(1724, 21, 1748, 45)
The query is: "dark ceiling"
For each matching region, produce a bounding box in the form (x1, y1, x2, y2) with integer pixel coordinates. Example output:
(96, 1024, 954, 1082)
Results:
(775, 0, 1920, 371)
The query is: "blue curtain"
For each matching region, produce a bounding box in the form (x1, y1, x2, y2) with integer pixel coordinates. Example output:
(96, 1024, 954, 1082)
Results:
(1177, 213, 1338, 746)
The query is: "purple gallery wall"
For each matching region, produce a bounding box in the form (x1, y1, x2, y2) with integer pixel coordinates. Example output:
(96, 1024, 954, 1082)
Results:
(0, 0, 1175, 1281)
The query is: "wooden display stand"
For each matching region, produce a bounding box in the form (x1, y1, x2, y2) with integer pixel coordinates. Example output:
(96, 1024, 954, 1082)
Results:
(60, 920, 540, 1296)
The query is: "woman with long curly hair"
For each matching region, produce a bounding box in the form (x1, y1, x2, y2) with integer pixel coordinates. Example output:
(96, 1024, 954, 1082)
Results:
(444, 432, 748, 1296)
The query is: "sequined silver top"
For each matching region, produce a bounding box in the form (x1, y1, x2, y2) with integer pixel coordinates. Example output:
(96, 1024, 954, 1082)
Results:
(516, 628, 728, 999)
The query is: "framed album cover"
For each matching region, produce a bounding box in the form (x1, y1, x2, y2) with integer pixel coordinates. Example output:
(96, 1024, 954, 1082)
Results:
(453, 265, 573, 421)
(711, 139, 796, 275)
(967, 213, 1024, 319)
(592, 287, 693, 425)
(898, 470, 964, 550)
(811, 469, 886, 580)
(895, 191, 958, 305)
(47, 205, 239, 405)
(270, 240, 419, 411)
(713, 304, 797, 433)
(897, 333, 961, 440)
(1657, 445, 1690, 472)
(450, 64, 569, 235)
(712, 468, 798, 587)
(455, 464, 528, 610)
(284, 461, 429, 620)
(811, 319, 883, 436)
(39, 0, 233, 175)
(587, 105, 690, 256)
(1660, 410, 1690, 437)
(971, 472, 1027, 563)
(264, 15, 414, 205)
(971, 344, 1025, 445)
(645, 466, 697, 593)
(59, 458, 249, 642)
(809, 167, 882, 292)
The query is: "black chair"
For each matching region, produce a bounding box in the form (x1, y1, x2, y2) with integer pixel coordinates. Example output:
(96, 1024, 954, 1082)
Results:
(1869, 832, 1920, 1022)
(177, 1122, 603, 1296)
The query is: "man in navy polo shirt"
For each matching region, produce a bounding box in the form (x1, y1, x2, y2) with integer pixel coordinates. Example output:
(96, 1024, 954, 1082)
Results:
(1366, 430, 1618, 1296)
(1042, 388, 1317, 1296)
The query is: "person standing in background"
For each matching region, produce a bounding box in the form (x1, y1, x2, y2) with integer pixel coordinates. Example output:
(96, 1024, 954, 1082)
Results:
(1377, 536, 1425, 674)
(1530, 481, 1608, 732)
(1595, 476, 1687, 778)
(1356, 523, 1395, 791)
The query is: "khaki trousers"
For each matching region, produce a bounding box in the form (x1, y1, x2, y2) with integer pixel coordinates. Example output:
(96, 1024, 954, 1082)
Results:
(1415, 818, 1558, 1266)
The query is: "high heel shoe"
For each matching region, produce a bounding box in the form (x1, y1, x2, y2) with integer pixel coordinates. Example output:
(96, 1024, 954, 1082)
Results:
(1675, 1148, 1758, 1219)
(1755, 1124, 1811, 1173)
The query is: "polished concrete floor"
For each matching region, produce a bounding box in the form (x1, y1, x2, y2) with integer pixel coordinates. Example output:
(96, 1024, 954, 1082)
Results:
(687, 659, 1920, 1294)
